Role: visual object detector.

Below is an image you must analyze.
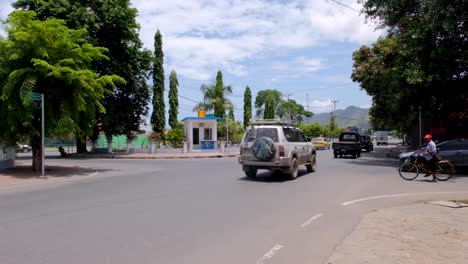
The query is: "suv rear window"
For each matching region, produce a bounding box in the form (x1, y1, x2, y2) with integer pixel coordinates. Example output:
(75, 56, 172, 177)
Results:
(245, 127, 279, 142)
(340, 133, 358, 142)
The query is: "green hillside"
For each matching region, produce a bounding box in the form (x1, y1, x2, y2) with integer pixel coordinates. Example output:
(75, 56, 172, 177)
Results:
(309, 106, 370, 131)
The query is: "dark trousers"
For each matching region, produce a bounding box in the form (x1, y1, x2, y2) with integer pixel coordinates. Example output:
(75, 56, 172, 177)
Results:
(418, 156, 437, 172)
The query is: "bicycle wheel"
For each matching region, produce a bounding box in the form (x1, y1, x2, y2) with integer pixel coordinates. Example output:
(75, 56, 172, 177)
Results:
(434, 162, 455, 181)
(399, 161, 419, 180)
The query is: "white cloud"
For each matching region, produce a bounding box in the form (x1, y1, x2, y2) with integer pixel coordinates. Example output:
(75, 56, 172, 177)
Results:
(133, 0, 383, 81)
(271, 56, 323, 81)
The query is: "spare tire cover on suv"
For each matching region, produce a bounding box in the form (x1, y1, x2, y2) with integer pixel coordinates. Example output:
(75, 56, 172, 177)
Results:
(252, 137, 276, 161)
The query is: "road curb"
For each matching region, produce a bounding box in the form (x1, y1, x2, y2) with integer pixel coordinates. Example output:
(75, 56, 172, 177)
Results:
(69, 153, 240, 159)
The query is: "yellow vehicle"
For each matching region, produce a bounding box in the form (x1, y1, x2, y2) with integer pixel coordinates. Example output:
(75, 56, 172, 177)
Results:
(311, 137, 331, 149)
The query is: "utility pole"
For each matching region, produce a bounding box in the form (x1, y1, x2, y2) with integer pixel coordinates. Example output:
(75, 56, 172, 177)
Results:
(306, 93, 309, 111)
(285, 93, 293, 121)
(331, 100, 339, 114)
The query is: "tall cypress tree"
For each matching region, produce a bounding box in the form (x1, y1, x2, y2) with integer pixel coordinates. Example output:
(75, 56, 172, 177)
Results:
(168, 70, 179, 129)
(264, 95, 275, 119)
(243, 86, 252, 127)
(214, 71, 225, 119)
(151, 30, 165, 134)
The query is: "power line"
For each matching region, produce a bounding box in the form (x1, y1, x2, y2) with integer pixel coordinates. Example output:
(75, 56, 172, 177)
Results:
(178, 95, 199, 104)
(329, 0, 360, 12)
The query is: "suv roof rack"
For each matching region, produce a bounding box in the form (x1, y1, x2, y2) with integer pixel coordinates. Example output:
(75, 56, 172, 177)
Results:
(251, 119, 297, 126)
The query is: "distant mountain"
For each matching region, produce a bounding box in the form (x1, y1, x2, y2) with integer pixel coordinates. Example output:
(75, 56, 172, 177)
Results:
(306, 106, 370, 131)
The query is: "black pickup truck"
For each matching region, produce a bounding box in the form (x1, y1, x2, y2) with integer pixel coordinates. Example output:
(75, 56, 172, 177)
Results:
(332, 132, 362, 159)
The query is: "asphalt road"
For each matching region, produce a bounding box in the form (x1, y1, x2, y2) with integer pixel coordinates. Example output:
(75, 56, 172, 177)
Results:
(1, 147, 468, 264)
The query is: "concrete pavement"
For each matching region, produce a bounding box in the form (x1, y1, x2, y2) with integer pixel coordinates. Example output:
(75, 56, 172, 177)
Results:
(327, 202, 468, 264)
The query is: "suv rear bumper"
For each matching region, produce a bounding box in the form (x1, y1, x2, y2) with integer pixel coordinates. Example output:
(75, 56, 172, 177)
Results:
(238, 157, 292, 169)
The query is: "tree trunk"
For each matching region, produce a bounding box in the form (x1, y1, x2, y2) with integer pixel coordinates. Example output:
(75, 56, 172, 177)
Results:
(31, 134, 42, 172)
(76, 137, 88, 153)
(107, 135, 113, 153)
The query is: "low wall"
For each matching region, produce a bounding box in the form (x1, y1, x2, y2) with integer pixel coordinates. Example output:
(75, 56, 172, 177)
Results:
(0, 159, 15, 171)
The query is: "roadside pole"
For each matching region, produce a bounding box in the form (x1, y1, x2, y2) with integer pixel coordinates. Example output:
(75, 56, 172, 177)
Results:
(41, 93, 45, 177)
(418, 106, 422, 146)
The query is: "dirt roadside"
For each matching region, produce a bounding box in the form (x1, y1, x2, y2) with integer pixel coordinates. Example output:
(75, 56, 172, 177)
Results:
(327, 203, 468, 264)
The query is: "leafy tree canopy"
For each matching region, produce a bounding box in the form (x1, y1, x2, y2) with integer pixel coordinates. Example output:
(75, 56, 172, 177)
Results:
(13, 0, 153, 140)
(254, 89, 282, 117)
(277, 99, 312, 123)
(0, 10, 123, 169)
(353, 0, 468, 132)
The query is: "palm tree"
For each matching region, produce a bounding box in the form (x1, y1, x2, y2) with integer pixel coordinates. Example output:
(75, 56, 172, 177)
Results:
(193, 71, 233, 118)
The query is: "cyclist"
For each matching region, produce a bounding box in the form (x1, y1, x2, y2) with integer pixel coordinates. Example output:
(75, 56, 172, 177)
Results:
(419, 134, 437, 181)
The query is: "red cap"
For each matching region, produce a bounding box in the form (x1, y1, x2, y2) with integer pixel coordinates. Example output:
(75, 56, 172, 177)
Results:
(424, 134, 432, 139)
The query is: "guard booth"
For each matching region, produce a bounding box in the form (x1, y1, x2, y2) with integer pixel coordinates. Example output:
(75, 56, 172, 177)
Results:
(182, 110, 220, 151)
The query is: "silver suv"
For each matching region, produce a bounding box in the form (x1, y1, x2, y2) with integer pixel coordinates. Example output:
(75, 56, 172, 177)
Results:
(238, 121, 317, 179)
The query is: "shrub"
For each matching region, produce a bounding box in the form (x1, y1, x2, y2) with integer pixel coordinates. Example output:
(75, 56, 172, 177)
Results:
(166, 129, 184, 147)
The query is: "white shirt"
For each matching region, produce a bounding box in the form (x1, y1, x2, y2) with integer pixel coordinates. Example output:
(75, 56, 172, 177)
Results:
(423, 140, 436, 160)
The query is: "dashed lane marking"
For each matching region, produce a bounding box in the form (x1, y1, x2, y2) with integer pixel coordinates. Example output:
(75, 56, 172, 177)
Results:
(300, 213, 324, 228)
(256, 244, 283, 264)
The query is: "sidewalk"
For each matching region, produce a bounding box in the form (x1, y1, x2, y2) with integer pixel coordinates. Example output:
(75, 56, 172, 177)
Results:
(327, 202, 468, 264)
(70, 151, 240, 159)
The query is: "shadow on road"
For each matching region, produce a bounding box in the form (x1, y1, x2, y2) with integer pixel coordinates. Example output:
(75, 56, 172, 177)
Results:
(0, 164, 113, 179)
(238, 169, 310, 183)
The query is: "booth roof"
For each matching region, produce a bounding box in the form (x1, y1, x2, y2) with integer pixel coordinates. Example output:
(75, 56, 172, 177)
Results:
(182, 116, 221, 121)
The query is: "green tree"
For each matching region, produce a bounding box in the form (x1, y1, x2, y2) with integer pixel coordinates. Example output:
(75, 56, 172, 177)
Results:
(328, 114, 342, 138)
(228, 108, 235, 121)
(298, 123, 325, 138)
(264, 95, 275, 119)
(255, 89, 282, 118)
(218, 120, 244, 143)
(194, 71, 233, 118)
(151, 30, 165, 135)
(352, 36, 419, 132)
(243, 86, 252, 128)
(0, 11, 123, 171)
(165, 128, 184, 147)
(354, 0, 468, 132)
(13, 0, 153, 152)
(277, 99, 312, 123)
(168, 70, 179, 129)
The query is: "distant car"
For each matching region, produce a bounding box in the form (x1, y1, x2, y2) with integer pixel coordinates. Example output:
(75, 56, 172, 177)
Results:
(16, 143, 31, 153)
(332, 132, 362, 158)
(360, 135, 373, 152)
(311, 137, 331, 149)
(399, 139, 468, 167)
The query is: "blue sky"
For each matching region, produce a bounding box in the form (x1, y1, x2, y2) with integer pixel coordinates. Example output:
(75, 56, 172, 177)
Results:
(1, 0, 384, 123)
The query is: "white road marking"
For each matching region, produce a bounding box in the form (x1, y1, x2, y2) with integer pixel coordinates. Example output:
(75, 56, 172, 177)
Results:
(256, 244, 283, 264)
(300, 213, 323, 228)
(342, 191, 468, 206)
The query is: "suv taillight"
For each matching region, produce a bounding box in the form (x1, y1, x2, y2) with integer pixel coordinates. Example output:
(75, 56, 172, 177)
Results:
(279, 145, 285, 157)
(240, 147, 243, 155)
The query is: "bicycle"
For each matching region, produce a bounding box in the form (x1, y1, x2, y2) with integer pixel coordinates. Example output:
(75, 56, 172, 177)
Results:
(398, 152, 456, 181)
